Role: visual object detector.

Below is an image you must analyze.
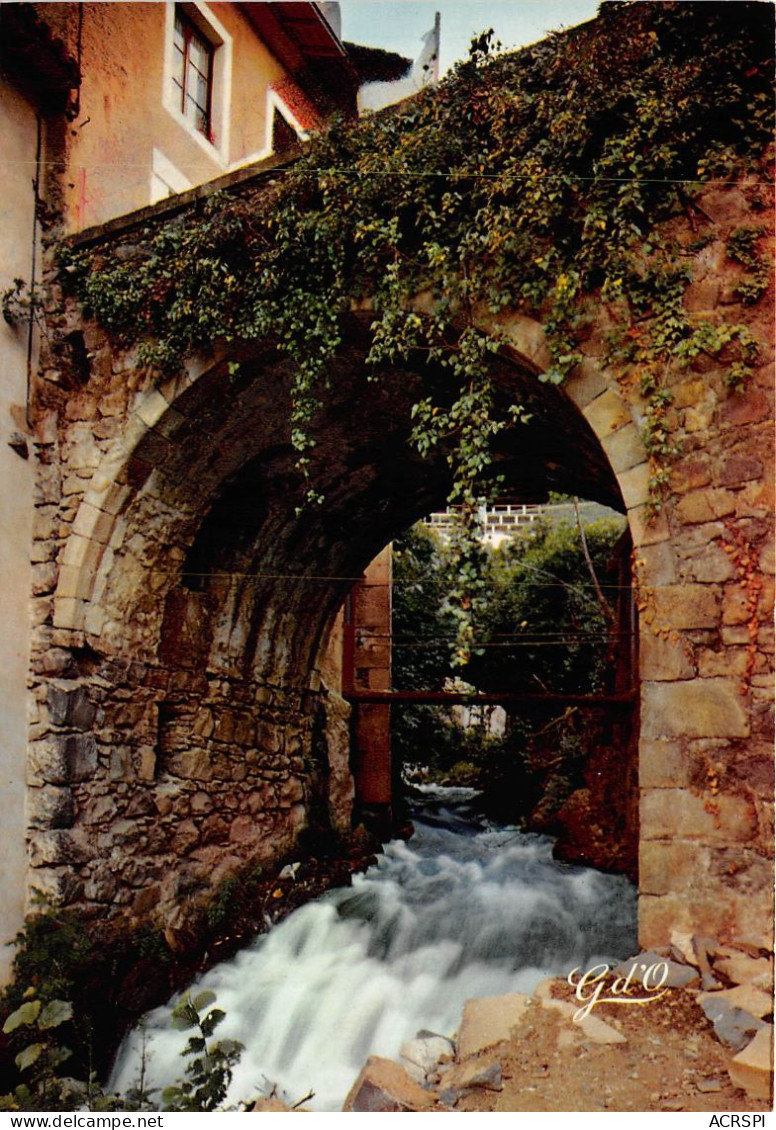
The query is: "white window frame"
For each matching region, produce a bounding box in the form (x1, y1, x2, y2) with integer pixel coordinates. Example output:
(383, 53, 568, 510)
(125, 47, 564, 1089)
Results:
(162, 1, 232, 166)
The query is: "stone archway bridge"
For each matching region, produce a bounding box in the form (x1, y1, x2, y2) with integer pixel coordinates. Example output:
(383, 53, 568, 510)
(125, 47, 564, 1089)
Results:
(14, 134, 774, 964)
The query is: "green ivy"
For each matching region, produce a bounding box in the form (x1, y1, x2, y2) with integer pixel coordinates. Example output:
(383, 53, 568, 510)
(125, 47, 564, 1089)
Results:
(58, 3, 773, 657)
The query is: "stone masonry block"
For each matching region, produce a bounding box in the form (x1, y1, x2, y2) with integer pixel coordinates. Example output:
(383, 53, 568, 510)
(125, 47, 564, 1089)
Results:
(639, 894, 731, 952)
(167, 749, 213, 781)
(27, 739, 68, 786)
(639, 631, 695, 681)
(722, 585, 751, 626)
(684, 543, 735, 584)
(600, 424, 646, 473)
(642, 679, 749, 739)
(89, 448, 130, 495)
(28, 830, 90, 867)
(133, 388, 170, 430)
(628, 505, 670, 548)
(719, 453, 764, 486)
(83, 604, 107, 637)
(72, 500, 116, 545)
(618, 462, 651, 509)
(56, 563, 94, 601)
(635, 542, 678, 586)
(47, 685, 97, 729)
(641, 787, 756, 841)
(497, 312, 552, 369)
(650, 584, 719, 629)
(669, 457, 712, 495)
(64, 733, 98, 781)
(675, 488, 736, 526)
(639, 840, 710, 895)
(583, 388, 632, 436)
(720, 390, 770, 428)
(27, 786, 74, 830)
(697, 648, 750, 678)
(639, 740, 689, 788)
(731, 893, 774, 954)
(566, 355, 608, 408)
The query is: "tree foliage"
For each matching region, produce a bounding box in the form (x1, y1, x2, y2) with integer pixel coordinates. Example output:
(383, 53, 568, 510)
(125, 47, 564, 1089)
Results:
(391, 515, 625, 771)
(466, 517, 626, 696)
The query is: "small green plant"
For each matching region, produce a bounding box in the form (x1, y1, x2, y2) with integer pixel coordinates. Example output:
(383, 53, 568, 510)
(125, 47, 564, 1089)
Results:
(0, 990, 76, 1111)
(162, 990, 243, 1111)
(727, 225, 769, 306)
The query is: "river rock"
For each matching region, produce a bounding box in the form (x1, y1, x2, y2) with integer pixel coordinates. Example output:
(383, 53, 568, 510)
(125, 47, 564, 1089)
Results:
(713, 955, 774, 992)
(728, 1026, 774, 1101)
(343, 1056, 439, 1112)
(699, 996, 766, 1052)
(541, 996, 627, 1045)
(446, 1055, 503, 1093)
(399, 1031, 455, 1083)
(457, 993, 529, 1059)
(613, 951, 699, 988)
(699, 984, 773, 1019)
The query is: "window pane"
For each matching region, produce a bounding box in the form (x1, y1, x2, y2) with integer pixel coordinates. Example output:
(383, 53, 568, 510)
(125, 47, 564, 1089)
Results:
(173, 6, 213, 137)
(189, 36, 207, 71)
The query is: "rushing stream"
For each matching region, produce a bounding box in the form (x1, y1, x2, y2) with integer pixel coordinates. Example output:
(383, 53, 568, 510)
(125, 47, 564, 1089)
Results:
(110, 786, 637, 1111)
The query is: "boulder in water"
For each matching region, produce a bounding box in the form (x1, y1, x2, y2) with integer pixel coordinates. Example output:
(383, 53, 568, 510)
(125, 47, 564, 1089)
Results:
(400, 1031, 455, 1083)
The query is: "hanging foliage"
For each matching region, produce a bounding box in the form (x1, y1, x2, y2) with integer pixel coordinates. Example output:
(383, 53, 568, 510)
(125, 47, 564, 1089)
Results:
(56, 2, 773, 662)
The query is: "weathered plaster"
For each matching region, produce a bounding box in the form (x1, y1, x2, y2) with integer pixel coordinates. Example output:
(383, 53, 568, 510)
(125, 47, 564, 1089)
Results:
(0, 78, 37, 980)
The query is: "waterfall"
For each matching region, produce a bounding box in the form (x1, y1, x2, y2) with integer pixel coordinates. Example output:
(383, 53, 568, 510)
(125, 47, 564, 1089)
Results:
(109, 786, 637, 1111)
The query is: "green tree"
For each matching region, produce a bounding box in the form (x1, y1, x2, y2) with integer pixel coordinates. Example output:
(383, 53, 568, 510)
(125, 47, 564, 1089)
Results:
(391, 514, 626, 785)
(391, 525, 458, 770)
(466, 517, 625, 696)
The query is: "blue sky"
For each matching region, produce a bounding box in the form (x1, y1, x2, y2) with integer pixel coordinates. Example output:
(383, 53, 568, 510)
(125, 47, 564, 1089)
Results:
(339, 1, 601, 75)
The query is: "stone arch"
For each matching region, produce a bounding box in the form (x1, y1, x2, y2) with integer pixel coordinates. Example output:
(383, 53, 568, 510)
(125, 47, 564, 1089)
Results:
(26, 172, 773, 956)
(55, 315, 636, 683)
(34, 308, 650, 936)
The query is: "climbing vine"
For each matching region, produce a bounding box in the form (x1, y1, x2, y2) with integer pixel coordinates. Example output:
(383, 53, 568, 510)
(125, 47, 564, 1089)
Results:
(56, 3, 773, 660)
(718, 523, 764, 695)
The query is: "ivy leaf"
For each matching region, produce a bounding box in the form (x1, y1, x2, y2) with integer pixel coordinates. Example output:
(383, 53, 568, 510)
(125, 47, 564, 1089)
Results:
(38, 1000, 74, 1030)
(3, 1000, 42, 1033)
(15, 1043, 43, 1072)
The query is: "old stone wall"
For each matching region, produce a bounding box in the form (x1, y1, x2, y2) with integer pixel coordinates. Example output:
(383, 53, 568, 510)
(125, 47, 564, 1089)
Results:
(574, 187, 774, 948)
(469, 181, 773, 947)
(19, 159, 774, 954)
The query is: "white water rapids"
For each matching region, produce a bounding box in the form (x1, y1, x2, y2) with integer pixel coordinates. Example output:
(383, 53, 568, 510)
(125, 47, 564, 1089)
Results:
(109, 786, 637, 1111)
